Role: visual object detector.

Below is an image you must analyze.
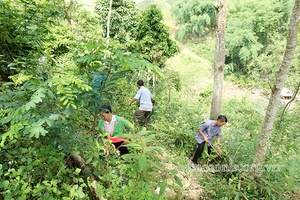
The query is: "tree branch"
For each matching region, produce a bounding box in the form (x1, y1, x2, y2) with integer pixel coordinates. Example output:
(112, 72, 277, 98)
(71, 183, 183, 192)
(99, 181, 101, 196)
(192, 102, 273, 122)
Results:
(277, 81, 300, 128)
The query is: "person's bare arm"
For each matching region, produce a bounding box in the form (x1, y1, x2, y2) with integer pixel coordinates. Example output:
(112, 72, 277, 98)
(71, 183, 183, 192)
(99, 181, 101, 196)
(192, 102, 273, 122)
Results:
(216, 137, 222, 154)
(128, 98, 136, 106)
(198, 128, 209, 144)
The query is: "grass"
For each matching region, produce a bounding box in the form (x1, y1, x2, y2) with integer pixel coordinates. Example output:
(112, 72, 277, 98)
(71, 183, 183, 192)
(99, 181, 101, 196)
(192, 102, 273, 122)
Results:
(184, 35, 215, 64)
(166, 44, 213, 101)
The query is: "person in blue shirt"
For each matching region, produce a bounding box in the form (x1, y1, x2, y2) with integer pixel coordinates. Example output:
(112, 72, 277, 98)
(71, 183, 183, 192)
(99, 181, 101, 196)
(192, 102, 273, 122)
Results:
(91, 68, 109, 92)
(128, 80, 154, 126)
(191, 115, 227, 164)
(91, 74, 106, 92)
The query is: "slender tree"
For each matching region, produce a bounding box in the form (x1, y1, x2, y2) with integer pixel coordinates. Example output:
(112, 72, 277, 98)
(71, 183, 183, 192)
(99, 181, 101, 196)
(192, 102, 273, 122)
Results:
(252, 0, 300, 178)
(62, 0, 73, 25)
(95, 0, 138, 41)
(106, 0, 113, 39)
(210, 0, 227, 120)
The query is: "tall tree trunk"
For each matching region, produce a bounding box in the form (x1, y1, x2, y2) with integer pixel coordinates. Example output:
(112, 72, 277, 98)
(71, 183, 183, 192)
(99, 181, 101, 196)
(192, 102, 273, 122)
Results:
(107, 0, 113, 39)
(210, 0, 227, 120)
(252, 0, 300, 178)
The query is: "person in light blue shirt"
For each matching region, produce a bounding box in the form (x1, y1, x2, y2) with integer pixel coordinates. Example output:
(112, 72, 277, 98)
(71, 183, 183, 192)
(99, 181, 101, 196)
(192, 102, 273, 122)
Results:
(91, 68, 109, 92)
(191, 115, 227, 164)
(128, 80, 154, 126)
(91, 74, 106, 92)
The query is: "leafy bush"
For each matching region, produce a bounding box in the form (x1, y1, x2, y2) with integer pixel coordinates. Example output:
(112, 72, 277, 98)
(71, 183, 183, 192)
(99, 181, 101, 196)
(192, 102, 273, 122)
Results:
(226, 0, 292, 73)
(171, 0, 216, 40)
(132, 4, 179, 68)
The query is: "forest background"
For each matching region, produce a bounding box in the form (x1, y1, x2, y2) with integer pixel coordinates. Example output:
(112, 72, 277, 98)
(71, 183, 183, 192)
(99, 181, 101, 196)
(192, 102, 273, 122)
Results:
(0, 0, 299, 199)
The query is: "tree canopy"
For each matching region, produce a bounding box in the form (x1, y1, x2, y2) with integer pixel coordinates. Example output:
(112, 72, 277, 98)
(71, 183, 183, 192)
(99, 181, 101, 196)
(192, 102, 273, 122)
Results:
(132, 4, 179, 67)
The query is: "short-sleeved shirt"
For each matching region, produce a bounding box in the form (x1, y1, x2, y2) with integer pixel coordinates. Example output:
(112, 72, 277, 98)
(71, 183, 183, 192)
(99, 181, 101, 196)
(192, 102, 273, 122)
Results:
(195, 120, 222, 146)
(134, 86, 153, 111)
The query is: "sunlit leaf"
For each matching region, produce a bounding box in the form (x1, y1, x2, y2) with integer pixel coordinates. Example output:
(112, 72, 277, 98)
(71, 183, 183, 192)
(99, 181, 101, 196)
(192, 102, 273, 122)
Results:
(138, 155, 147, 171)
(174, 175, 183, 187)
(159, 180, 167, 197)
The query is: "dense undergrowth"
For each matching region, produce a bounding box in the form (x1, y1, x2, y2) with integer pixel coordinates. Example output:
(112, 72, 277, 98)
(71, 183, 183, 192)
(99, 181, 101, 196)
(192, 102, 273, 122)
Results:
(1, 0, 299, 199)
(152, 81, 300, 199)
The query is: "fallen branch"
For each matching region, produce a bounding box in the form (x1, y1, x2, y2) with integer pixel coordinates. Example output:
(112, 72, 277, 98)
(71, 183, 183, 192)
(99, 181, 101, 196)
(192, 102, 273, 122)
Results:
(66, 152, 104, 200)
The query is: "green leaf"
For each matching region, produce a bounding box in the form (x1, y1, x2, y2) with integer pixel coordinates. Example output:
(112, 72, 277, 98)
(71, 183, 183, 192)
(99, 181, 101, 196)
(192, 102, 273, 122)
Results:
(45, 119, 52, 126)
(75, 168, 81, 175)
(145, 134, 156, 143)
(174, 175, 183, 187)
(25, 101, 36, 110)
(26, 124, 48, 138)
(46, 89, 55, 99)
(49, 114, 61, 120)
(0, 123, 23, 147)
(144, 146, 160, 154)
(51, 179, 58, 186)
(63, 99, 69, 105)
(37, 119, 46, 126)
(159, 180, 167, 197)
(123, 119, 135, 130)
(138, 155, 147, 171)
(71, 103, 77, 109)
(0, 180, 10, 189)
(169, 169, 178, 175)
(148, 160, 161, 169)
(76, 188, 85, 198)
(32, 95, 42, 103)
(21, 148, 28, 153)
(266, 186, 271, 196)
(253, 134, 259, 151)
(121, 154, 138, 160)
(287, 177, 294, 189)
(125, 143, 142, 150)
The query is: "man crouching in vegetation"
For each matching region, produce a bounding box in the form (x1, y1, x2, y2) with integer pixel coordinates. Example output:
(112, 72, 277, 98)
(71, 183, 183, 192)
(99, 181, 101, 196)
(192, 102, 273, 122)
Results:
(191, 115, 228, 165)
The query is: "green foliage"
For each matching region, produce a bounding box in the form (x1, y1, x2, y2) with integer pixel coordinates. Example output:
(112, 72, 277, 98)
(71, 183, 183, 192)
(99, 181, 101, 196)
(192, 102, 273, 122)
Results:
(171, 0, 216, 40)
(184, 35, 215, 62)
(0, 144, 83, 199)
(95, 0, 138, 41)
(0, 1, 168, 197)
(200, 98, 299, 199)
(226, 23, 264, 72)
(150, 84, 207, 157)
(226, 0, 292, 73)
(0, 55, 165, 200)
(0, 0, 299, 199)
(172, 0, 296, 82)
(0, 0, 66, 81)
(70, 39, 163, 128)
(132, 4, 179, 68)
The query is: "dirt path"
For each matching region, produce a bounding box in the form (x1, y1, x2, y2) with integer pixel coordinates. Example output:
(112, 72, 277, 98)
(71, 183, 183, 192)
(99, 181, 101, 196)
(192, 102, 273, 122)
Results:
(164, 20, 269, 105)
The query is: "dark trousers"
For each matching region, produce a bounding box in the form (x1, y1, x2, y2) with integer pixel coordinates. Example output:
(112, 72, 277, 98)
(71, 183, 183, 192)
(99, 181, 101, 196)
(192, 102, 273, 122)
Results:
(133, 109, 151, 126)
(113, 141, 129, 155)
(191, 142, 212, 164)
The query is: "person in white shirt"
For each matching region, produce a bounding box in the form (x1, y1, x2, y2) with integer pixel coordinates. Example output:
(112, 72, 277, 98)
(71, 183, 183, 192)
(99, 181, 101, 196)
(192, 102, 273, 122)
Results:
(128, 80, 154, 126)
